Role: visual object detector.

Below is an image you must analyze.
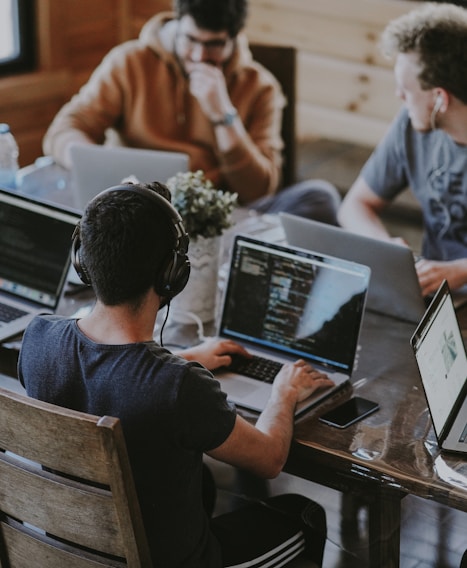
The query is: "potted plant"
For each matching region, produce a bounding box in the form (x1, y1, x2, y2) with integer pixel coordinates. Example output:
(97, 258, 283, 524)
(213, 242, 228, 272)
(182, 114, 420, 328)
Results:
(165, 170, 238, 323)
(166, 170, 237, 240)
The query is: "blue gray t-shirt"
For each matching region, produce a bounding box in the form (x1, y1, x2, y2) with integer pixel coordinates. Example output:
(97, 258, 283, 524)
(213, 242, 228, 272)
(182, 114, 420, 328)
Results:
(18, 315, 237, 568)
(361, 108, 467, 260)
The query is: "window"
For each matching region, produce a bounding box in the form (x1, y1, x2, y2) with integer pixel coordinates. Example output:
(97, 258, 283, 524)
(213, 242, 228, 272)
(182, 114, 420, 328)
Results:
(0, 0, 35, 76)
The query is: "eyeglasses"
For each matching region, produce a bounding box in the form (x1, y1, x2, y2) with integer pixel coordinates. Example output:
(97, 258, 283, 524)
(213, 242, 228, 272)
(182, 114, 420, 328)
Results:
(178, 32, 233, 57)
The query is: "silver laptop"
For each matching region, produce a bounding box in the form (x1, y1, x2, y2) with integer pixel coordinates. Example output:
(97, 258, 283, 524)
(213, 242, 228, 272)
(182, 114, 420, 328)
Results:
(0, 188, 80, 343)
(280, 212, 425, 324)
(215, 235, 371, 416)
(70, 145, 190, 211)
(411, 280, 467, 454)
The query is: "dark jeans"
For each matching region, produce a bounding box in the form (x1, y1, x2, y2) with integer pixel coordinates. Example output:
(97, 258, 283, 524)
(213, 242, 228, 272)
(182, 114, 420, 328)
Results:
(249, 179, 341, 226)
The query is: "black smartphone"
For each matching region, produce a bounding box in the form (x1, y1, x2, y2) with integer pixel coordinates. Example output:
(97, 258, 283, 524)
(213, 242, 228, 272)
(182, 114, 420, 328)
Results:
(318, 396, 379, 429)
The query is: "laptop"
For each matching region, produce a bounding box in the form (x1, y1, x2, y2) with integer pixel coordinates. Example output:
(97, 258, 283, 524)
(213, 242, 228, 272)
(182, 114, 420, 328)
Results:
(411, 280, 467, 454)
(0, 187, 80, 343)
(70, 145, 190, 211)
(280, 212, 426, 324)
(214, 235, 371, 415)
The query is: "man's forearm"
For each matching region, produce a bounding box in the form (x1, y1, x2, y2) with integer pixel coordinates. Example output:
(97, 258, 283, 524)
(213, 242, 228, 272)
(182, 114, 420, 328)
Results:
(339, 198, 392, 240)
(254, 387, 298, 476)
(214, 120, 279, 202)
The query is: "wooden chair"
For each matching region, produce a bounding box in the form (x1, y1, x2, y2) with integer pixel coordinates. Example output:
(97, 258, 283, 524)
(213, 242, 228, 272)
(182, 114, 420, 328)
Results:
(0, 386, 152, 567)
(250, 43, 297, 189)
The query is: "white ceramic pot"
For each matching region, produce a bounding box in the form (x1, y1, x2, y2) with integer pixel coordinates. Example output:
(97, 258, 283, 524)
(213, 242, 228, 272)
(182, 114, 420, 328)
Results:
(169, 235, 221, 324)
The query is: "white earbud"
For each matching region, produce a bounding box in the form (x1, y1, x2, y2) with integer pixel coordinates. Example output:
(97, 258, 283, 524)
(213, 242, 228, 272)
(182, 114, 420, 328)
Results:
(430, 94, 443, 130)
(433, 94, 443, 114)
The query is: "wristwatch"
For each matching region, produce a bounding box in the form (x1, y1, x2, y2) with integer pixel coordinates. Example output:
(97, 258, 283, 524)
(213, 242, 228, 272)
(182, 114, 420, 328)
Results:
(211, 108, 238, 127)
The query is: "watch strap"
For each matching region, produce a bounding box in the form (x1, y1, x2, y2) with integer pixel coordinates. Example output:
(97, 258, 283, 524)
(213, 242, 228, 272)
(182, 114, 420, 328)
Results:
(211, 108, 238, 126)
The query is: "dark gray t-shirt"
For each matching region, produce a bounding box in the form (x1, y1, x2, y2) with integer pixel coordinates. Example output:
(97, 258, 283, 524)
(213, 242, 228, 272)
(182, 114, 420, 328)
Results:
(361, 108, 467, 260)
(18, 315, 237, 568)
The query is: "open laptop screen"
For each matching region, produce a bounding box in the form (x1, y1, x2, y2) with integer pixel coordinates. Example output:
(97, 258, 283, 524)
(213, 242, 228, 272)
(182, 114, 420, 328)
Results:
(411, 281, 467, 442)
(280, 212, 426, 323)
(219, 236, 370, 373)
(70, 145, 190, 211)
(0, 189, 79, 309)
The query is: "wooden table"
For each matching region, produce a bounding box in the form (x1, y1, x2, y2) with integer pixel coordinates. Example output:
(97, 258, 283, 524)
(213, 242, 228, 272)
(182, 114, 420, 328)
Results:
(285, 307, 467, 567)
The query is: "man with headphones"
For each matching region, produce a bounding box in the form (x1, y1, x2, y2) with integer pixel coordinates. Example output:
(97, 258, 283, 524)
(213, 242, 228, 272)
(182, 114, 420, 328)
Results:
(18, 181, 333, 567)
(338, 2, 467, 298)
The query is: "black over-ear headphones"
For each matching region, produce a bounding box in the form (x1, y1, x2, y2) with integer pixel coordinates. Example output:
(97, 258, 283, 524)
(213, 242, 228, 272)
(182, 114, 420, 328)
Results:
(71, 183, 191, 300)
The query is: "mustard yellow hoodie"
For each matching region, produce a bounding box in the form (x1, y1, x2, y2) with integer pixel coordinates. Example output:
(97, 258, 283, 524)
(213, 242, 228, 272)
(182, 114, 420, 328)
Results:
(43, 12, 285, 203)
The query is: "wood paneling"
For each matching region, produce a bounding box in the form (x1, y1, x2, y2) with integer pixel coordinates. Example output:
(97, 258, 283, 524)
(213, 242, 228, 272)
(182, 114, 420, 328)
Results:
(247, 4, 392, 67)
(130, 0, 171, 35)
(245, 0, 415, 145)
(295, 50, 402, 143)
(298, 52, 400, 120)
(0, 69, 71, 165)
(0, 0, 134, 166)
(0, 0, 416, 166)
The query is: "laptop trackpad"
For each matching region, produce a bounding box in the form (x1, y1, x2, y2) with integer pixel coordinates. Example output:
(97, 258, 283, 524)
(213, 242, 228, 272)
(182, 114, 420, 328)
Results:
(218, 374, 270, 400)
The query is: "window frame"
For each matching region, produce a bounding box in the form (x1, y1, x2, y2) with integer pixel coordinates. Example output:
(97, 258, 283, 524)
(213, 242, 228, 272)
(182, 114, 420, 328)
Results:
(0, 0, 36, 77)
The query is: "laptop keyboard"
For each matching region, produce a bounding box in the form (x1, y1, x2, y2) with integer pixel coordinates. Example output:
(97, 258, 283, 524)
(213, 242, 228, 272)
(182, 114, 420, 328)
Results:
(0, 302, 27, 324)
(228, 354, 283, 383)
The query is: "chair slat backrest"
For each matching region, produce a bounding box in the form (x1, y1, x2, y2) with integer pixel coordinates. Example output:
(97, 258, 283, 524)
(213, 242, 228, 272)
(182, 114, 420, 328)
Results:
(0, 387, 152, 567)
(250, 43, 297, 189)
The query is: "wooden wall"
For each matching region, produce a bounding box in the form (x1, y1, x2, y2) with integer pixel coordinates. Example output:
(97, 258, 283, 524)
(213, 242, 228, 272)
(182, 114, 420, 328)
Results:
(0, 0, 162, 166)
(0, 0, 416, 167)
(246, 0, 417, 144)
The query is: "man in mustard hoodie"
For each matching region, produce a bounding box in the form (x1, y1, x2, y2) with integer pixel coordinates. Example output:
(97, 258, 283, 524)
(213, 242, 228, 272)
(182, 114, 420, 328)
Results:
(43, 0, 340, 222)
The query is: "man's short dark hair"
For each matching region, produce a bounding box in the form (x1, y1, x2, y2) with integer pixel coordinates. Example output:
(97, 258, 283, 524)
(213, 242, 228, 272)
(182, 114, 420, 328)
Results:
(174, 0, 248, 37)
(80, 182, 176, 308)
(381, 2, 467, 104)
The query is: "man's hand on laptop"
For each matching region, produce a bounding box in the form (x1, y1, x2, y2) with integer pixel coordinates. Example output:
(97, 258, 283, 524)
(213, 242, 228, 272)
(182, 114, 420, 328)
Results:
(178, 338, 251, 371)
(274, 360, 335, 403)
(416, 257, 467, 297)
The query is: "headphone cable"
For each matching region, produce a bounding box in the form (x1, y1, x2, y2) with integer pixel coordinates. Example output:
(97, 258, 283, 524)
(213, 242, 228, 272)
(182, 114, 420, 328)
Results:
(158, 301, 171, 347)
(157, 303, 212, 348)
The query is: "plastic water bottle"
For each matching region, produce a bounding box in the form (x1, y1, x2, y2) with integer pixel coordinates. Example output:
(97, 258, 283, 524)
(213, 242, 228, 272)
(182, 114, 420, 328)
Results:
(0, 123, 19, 190)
